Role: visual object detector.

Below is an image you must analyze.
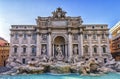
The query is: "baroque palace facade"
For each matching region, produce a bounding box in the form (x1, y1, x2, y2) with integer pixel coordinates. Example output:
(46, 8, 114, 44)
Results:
(0, 37, 9, 66)
(9, 8, 111, 64)
(110, 22, 120, 61)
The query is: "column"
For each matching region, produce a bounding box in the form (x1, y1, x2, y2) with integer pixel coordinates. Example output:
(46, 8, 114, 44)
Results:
(65, 44, 68, 58)
(80, 33, 84, 56)
(106, 35, 110, 53)
(27, 34, 31, 57)
(9, 34, 13, 58)
(36, 32, 41, 57)
(98, 35, 102, 56)
(47, 33, 51, 57)
(68, 33, 72, 58)
(89, 35, 93, 57)
(18, 35, 22, 57)
(52, 44, 54, 57)
(78, 34, 80, 56)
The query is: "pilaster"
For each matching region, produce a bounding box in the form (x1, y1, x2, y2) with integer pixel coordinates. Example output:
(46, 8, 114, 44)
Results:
(18, 34, 22, 57)
(78, 28, 84, 57)
(88, 34, 92, 57)
(27, 34, 31, 57)
(68, 32, 72, 58)
(47, 27, 52, 57)
(98, 34, 102, 56)
(106, 34, 110, 53)
(47, 33, 52, 57)
(65, 43, 68, 58)
(9, 34, 13, 58)
(80, 33, 83, 56)
(36, 29, 41, 57)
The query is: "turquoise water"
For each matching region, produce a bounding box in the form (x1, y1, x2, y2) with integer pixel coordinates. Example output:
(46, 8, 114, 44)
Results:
(0, 73, 120, 79)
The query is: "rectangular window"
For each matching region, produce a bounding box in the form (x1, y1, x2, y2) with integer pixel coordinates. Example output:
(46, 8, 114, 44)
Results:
(23, 34, 27, 39)
(104, 58, 107, 63)
(15, 34, 18, 39)
(103, 47, 106, 53)
(102, 34, 105, 39)
(93, 47, 97, 53)
(32, 47, 36, 56)
(14, 47, 17, 53)
(84, 34, 87, 39)
(32, 47, 35, 53)
(32, 34, 36, 40)
(23, 47, 26, 53)
(22, 58, 26, 64)
(84, 47, 88, 53)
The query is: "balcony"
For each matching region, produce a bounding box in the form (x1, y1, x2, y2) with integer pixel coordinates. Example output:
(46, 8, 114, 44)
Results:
(13, 40, 19, 44)
(92, 40, 98, 44)
(31, 40, 36, 44)
(102, 53, 109, 56)
(92, 53, 99, 56)
(21, 52, 27, 56)
(30, 52, 36, 56)
(22, 40, 28, 44)
(11, 53, 18, 56)
(83, 53, 90, 57)
(101, 39, 107, 43)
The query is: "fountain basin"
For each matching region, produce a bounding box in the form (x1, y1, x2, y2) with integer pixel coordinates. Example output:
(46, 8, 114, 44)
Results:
(0, 73, 120, 79)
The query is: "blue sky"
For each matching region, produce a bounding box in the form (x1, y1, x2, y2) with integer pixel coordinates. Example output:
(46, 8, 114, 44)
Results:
(0, 0, 120, 42)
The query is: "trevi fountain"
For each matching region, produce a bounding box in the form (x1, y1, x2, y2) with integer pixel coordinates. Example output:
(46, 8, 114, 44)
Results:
(0, 8, 120, 79)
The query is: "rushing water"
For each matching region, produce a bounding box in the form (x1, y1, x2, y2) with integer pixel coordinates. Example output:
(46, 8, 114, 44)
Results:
(0, 73, 120, 79)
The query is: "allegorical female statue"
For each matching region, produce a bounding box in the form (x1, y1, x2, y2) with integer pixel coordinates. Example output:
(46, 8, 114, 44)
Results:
(40, 45, 48, 62)
(73, 46, 78, 55)
(42, 46, 46, 55)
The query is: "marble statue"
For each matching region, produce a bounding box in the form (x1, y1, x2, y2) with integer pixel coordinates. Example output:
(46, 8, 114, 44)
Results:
(55, 45, 64, 61)
(40, 46, 48, 62)
(42, 46, 46, 55)
(73, 46, 78, 55)
(56, 45, 63, 55)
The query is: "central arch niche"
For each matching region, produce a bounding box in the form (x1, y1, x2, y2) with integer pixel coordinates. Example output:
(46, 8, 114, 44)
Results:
(54, 36, 65, 58)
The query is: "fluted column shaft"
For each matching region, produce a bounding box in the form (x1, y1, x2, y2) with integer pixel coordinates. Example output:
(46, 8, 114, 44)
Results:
(80, 33, 83, 56)
(68, 33, 72, 58)
(36, 32, 41, 57)
(47, 33, 52, 57)
(98, 35, 102, 56)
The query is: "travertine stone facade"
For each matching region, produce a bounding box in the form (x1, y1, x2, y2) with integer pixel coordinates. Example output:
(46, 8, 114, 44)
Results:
(9, 8, 111, 64)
